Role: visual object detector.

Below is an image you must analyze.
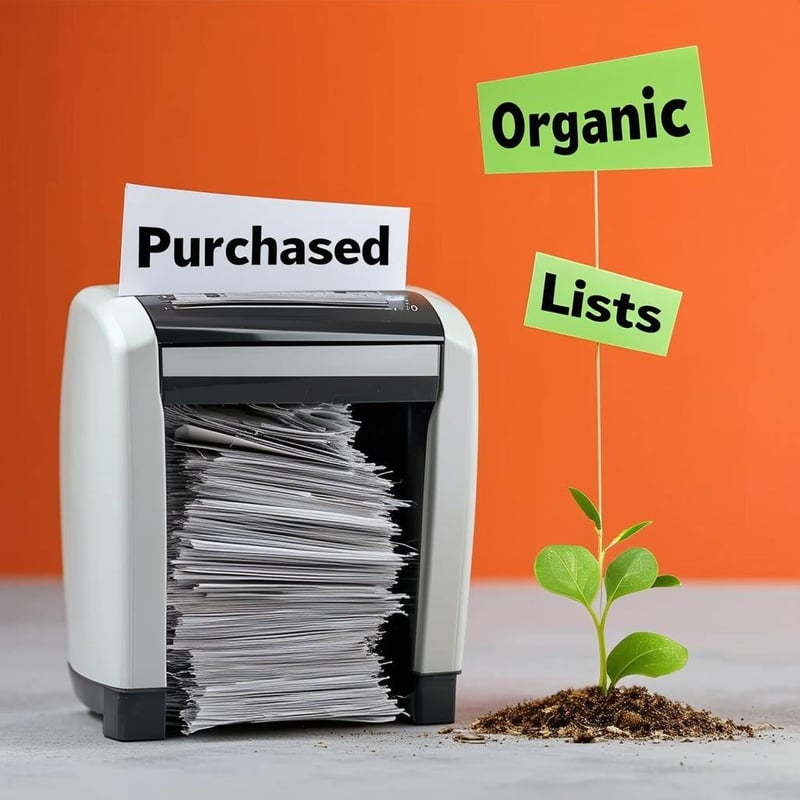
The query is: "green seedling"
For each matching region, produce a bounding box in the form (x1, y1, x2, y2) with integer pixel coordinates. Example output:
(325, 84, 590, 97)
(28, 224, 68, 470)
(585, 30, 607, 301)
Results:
(534, 488, 688, 693)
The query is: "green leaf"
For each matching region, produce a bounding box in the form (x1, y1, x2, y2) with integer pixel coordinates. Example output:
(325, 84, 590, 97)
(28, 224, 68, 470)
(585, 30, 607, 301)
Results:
(606, 632, 688, 689)
(604, 547, 659, 604)
(608, 521, 652, 548)
(568, 487, 602, 529)
(534, 545, 600, 608)
(652, 575, 681, 588)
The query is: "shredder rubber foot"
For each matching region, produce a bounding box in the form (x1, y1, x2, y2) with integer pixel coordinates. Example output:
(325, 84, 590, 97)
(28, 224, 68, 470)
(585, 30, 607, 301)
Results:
(69, 663, 166, 741)
(409, 672, 458, 725)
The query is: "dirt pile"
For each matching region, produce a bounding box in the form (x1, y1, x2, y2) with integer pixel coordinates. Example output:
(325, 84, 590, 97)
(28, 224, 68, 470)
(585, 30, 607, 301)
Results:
(471, 686, 753, 743)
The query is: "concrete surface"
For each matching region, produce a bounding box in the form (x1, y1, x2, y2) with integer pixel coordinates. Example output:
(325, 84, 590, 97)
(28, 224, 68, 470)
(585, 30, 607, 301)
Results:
(1, 580, 798, 799)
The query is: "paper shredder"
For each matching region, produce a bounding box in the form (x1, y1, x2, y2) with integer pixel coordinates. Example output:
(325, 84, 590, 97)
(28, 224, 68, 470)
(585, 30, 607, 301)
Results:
(60, 287, 478, 740)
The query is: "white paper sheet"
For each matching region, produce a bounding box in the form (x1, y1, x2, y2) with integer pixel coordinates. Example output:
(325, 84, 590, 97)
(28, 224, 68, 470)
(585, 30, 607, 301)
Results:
(119, 185, 409, 296)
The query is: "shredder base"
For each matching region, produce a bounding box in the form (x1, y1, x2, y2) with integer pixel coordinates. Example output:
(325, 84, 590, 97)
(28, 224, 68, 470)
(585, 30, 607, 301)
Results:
(408, 673, 459, 725)
(68, 664, 167, 741)
(69, 665, 460, 739)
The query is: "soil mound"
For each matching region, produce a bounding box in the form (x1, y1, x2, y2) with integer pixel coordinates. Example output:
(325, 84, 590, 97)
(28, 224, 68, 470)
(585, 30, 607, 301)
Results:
(472, 686, 753, 743)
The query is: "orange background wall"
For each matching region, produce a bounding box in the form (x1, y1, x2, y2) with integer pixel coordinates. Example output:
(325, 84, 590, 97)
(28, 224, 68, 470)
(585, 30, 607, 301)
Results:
(2, 0, 799, 579)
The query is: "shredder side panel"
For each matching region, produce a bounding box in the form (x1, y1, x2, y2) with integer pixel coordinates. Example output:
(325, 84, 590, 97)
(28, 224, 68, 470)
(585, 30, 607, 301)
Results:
(412, 290, 478, 684)
(60, 286, 166, 692)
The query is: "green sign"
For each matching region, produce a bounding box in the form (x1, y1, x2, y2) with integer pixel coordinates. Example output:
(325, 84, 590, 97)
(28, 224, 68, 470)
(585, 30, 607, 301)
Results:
(478, 47, 711, 173)
(524, 253, 682, 356)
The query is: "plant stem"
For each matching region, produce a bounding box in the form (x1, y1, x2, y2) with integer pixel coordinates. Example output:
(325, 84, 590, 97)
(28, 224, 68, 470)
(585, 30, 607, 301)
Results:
(587, 604, 608, 694)
(593, 610, 608, 693)
(595, 524, 608, 693)
(596, 525, 605, 571)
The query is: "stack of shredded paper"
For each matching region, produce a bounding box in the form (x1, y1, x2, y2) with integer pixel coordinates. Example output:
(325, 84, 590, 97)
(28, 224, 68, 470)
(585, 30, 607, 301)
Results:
(165, 404, 411, 734)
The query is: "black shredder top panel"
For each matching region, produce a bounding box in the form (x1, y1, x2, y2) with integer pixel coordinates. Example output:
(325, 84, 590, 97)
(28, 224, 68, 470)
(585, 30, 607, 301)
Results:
(137, 291, 444, 345)
(137, 291, 444, 404)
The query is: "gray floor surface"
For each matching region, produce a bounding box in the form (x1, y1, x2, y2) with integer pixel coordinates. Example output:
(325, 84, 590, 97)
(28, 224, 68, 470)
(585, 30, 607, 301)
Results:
(1, 580, 798, 799)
